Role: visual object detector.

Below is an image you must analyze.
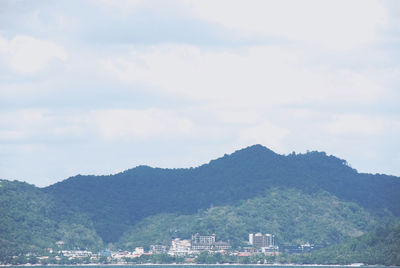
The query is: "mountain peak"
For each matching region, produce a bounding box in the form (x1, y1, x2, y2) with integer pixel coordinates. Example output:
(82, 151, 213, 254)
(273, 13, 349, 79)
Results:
(204, 144, 281, 171)
(234, 144, 276, 155)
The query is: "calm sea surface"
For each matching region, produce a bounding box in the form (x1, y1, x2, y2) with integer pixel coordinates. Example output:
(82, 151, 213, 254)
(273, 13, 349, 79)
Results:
(8, 264, 400, 268)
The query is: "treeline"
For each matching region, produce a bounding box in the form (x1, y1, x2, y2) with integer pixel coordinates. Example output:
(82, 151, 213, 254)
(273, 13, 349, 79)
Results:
(1, 145, 400, 265)
(2, 178, 398, 265)
(302, 222, 400, 266)
(0, 254, 107, 266)
(0, 179, 104, 261)
(2, 222, 400, 265)
(117, 187, 391, 249)
(44, 145, 400, 243)
(126, 222, 400, 266)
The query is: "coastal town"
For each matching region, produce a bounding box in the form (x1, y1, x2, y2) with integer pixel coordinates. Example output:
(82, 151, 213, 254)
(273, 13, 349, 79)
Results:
(3, 233, 323, 265)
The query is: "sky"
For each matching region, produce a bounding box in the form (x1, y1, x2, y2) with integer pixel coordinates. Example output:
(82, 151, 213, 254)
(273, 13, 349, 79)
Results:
(1, 0, 400, 187)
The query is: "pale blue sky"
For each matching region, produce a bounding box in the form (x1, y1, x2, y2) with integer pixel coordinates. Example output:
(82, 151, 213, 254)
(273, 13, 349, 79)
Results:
(1, 0, 399, 186)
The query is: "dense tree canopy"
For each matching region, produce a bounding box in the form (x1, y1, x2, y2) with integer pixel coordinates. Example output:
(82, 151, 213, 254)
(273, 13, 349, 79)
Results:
(1, 145, 399, 265)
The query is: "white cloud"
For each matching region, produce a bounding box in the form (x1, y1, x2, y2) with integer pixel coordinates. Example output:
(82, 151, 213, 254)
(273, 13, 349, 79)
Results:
(0, 109, 54, 141)
(97, 0, 143, 9)
(182, 0, 388, 50)
(326, 114, 396, 137)
(238, 121, 290, 152)
(90, 108, 195, 141)
(102, 44, 385, 107)
(215, 107, 260, 125)
(93, 0, 144, 16)
(0, 130, 25, 140)
(0, 0, 399, 185)
(0, 108, 196, 143)
(0, 35, 67, 74)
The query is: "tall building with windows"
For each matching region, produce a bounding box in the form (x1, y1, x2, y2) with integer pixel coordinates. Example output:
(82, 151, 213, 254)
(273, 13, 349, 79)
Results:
(191, 233, 231, 251)
(191, 233, 216, 250)
(249, 233, 275, 248)
(192, 233, 216, 244)
(150, 245, 167, 254)
(169, 238, 191, 255)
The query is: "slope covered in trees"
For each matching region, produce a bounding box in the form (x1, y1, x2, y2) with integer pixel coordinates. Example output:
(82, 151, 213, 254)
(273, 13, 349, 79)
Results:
(44, 145, 400, 243)
(1, 145, 399, 265)
(116, 187, 392, 249)
(292, 222, 400, 265)
(0, 180, 103, 261)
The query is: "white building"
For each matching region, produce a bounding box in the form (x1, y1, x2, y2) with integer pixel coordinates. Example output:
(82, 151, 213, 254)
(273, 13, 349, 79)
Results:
(169, 238, 191, 256)
(60, 250, 92, 258)
(249, 234, 254, 245)
(132, 247, 144, 257)
(150, 245, 167, 254)
(249, 233, 275, 248)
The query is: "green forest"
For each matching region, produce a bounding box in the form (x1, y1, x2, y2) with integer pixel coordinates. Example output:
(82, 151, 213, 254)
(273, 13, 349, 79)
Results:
(117, 187, 390, 249)
(1, 145, 399, 265)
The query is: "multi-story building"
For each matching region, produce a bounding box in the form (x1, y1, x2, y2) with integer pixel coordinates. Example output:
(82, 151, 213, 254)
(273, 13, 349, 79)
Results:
(191, 233, 216, 250)
(131, 247, 144, 258)
(150, 245, 167, 254)
(249, 233, 275, 248)
(60, 250, 93, 258)
(191, 233, 231, 251)
(192, 233, 215, 244)
(169, 238, 191, 256)
(213, 241, 231, 250)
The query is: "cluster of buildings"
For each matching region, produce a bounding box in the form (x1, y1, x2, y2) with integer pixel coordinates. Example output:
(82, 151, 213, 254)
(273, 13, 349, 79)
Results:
(240, 233, 279, 256)
(62, 233, 278, 259)
(17, 232, 280, 264)
(51, 233, 320, 261)
(280, 243, 324, 254)
(155, 233, 231, 256)
(58, 250, 93, 258)
(94, 233, 277, 260)
(132, 232, 278, 257)
(4, 230, 332, 266)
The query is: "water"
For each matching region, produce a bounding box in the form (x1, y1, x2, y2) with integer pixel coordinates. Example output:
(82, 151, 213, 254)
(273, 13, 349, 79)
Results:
(4, 266, 395, 268)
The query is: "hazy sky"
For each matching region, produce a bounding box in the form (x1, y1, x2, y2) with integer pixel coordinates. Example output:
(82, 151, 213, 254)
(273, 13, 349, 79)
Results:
(1, 0, 400, 187)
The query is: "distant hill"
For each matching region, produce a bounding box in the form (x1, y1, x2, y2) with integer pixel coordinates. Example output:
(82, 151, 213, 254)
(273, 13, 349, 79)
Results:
(0, 180, 103, 260)
(1, 144, 399, 265)
(303, 222, 400, 266)
(44, 145, 400, 243)
(116, 187, 390, 249)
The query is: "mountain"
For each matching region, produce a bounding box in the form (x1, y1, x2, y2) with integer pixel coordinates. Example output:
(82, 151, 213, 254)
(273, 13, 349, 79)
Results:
(116, 187, 389, 249)
(0, 180, 103, 260)
(44, 145, 400, 243)
(1, 144, 400, 264)
(300, 222, 400, 266)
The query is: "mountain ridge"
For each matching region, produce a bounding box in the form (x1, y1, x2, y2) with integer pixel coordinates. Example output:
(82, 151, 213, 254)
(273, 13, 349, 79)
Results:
(1, 144, 399, 264)
(46, 144, 384, 183)
(42, 144, 400, 243)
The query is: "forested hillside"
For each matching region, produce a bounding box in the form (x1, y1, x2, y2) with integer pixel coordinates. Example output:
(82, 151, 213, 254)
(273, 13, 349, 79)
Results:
(0, 180, 103, 260)
(45, 145, 400, 243)
(116, 187, 391, 249)
(1, 145, 399, 265)
(294, 222, 400, 265)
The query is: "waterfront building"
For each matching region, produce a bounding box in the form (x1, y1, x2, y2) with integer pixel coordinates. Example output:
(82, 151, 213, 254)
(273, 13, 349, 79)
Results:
(169, 238, 191, 256)
(191, 233, 231, 251)
(191, 233, 215, 250)
(243, 247, 258, 253)
(214, 241, 231, 250)
(150, 244, 167, 254)
(249, 233, 275, 248)
(60, 250, 93, 258)
(192, 233, 216, 244)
